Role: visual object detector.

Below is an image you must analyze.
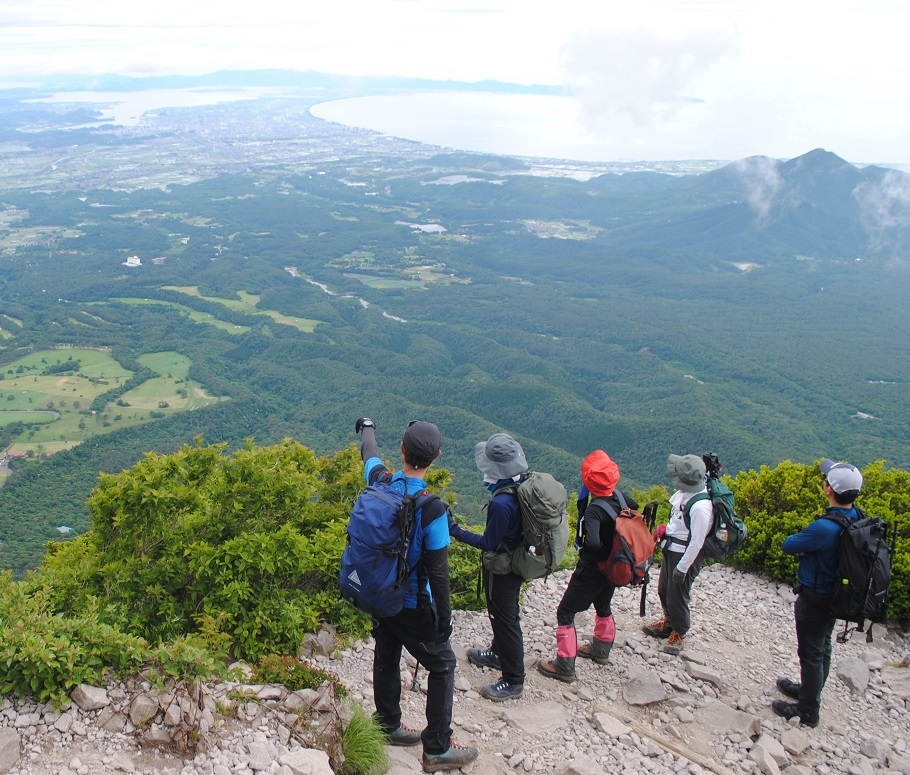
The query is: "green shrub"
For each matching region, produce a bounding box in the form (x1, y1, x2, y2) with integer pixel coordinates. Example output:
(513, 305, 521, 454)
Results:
(0, 572, 150, 702)
(38, 439, 362, 661)
(0, 571, 238, 702)
(253, 655, 346, 697)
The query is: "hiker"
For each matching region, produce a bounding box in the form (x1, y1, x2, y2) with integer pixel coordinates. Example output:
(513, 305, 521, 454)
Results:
(642, 454, 712, 655)
(537, 450, 639, 683)
(772, 458, 864, 728)
(355, 418, 478, 771)
(448, 432, 530, 701)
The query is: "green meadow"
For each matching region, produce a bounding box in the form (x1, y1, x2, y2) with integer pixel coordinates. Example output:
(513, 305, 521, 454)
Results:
(101, 298, 252, 335)
(162, 286, 322, 332)
(0, 348, 225, 456)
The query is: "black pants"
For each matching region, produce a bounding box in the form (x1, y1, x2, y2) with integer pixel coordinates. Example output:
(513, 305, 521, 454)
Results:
(373, 606, 456, 755)
(657, 549, 703, 636)
(794, 591, 836, 723)
(482, 567, 526, 685)
(556, 556, 616, 626)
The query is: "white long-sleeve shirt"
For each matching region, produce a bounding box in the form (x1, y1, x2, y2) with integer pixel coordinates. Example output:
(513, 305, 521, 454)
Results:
(664, 488, 713, 574)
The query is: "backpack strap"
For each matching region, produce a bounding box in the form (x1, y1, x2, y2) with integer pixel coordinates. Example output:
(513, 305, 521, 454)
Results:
(819, 509, 850, 530)
(484, 481, 520, 556)
(812, 507, 857, 594)
(490, 482, 519, 500)
(417, 492, 445, 528)
(590, 490, 627, 521)
(819, 505, 865, 529)
(682, 492, 710, 531)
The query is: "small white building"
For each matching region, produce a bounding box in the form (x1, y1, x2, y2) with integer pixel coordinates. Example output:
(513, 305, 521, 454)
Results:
(123, 256, 141, 267)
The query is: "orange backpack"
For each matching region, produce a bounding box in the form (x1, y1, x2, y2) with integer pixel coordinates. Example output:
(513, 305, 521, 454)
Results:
(594, 493, 656, 587)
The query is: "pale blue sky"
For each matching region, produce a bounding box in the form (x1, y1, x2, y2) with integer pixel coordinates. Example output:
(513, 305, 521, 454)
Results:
(2, 0, 908, 165)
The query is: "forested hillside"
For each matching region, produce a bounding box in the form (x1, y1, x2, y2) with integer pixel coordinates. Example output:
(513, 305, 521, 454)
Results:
(0, 85, 907, 570)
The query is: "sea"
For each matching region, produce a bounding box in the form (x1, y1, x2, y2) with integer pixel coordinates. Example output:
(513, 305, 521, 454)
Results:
(26, 86, 729, 173)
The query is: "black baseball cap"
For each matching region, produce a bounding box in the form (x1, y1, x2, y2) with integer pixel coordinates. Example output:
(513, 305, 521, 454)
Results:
(402, 420, 441, 461)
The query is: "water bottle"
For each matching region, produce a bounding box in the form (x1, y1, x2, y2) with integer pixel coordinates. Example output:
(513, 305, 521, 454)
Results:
(716, 528, 729, 544)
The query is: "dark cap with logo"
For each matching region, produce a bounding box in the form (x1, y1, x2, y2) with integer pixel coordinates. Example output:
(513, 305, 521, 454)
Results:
(402, 421, 441, 462)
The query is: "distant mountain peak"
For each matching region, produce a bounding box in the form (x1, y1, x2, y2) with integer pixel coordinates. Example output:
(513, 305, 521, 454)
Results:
(781, 148, 851, 174)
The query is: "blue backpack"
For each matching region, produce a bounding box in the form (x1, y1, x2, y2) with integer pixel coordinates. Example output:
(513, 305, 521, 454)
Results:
(339, 482, 438, 618)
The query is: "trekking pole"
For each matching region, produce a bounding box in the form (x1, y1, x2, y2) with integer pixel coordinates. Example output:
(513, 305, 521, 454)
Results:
(640, 501, 659, 617)
(411, 662, 420, 692)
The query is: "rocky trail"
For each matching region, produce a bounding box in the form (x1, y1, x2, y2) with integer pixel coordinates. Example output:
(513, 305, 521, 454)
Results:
(1, 564, 909, 775)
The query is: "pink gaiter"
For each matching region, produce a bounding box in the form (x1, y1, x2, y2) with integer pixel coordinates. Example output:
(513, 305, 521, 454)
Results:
(556, 625, 577, 658)
(594, 615, 616, 643)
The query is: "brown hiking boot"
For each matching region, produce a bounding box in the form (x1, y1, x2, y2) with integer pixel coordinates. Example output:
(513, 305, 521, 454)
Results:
(642, 616, 672, 638)
(577, 640, 612, 665)
(662, 631, 684, 655)
(536, 657, 576, 683)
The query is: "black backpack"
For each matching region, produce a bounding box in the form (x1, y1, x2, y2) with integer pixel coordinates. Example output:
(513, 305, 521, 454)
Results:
(822, 507, 895, 642)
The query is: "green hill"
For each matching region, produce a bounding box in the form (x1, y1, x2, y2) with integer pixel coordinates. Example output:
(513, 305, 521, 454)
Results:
(0, 88, 907, 571)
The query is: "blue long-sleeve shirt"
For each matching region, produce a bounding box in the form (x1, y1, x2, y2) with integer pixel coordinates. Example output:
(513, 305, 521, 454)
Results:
(782, 506, 858, 594)
(454, 481, 522, 553)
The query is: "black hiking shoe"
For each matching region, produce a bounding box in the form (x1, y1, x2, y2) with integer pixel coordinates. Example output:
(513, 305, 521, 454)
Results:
(386, 724, 421, 746)
(467, 647, 501, 670)
(422, 741, 479, 772)
(478, 678, 523, 702)
(771, 699, 818, 728)
(776, 677, 801, 700)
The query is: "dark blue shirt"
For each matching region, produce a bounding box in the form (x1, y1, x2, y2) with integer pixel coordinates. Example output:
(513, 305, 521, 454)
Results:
(782, 506, 858, 594)
(455, 479, 523, 552)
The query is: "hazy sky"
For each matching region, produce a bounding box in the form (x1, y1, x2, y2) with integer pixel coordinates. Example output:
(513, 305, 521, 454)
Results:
(2, 0, 909, 165)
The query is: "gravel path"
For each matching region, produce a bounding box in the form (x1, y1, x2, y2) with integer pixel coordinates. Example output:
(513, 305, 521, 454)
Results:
(3, 564, 909, 775)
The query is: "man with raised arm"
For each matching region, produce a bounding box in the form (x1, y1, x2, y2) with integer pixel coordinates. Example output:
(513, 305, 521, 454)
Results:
(356, 417, 478, 772)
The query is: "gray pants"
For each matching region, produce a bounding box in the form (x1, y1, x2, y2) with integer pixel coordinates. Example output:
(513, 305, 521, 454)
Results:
(657, 549, 704, 636)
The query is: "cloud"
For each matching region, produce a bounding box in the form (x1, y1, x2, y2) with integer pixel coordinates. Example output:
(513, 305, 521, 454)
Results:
(560, 27, 738, 128)
(853, 170, 910, 257)
(732, 156, 783, 219)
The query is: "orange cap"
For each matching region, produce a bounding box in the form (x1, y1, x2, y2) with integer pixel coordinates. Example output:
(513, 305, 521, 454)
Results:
(581, 450, 620, 496)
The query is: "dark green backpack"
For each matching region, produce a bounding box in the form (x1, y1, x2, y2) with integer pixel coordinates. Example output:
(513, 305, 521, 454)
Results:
(482, 471, 569, 580)
(683, 476, 748, 560)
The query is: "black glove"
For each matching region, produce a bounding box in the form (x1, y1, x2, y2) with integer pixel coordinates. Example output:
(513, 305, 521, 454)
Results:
(438, 620, 453, 642)
(354, 417, 375, 435)
(672, 567, 686, 585)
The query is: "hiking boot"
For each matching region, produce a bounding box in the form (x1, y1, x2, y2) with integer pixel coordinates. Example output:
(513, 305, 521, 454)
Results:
(386, 724, 421, 747)
(467, 647, 501, 670)
(771, 699, 818, 728)
(662, 631, 684, 655)
(776, 677, 801, 700)
(536, 656, 576, 683)
(642, 616, 672, 638)
(422, 741, 479, 772)
(577, 639, 612, 665)
(478, 678, 523, 702)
